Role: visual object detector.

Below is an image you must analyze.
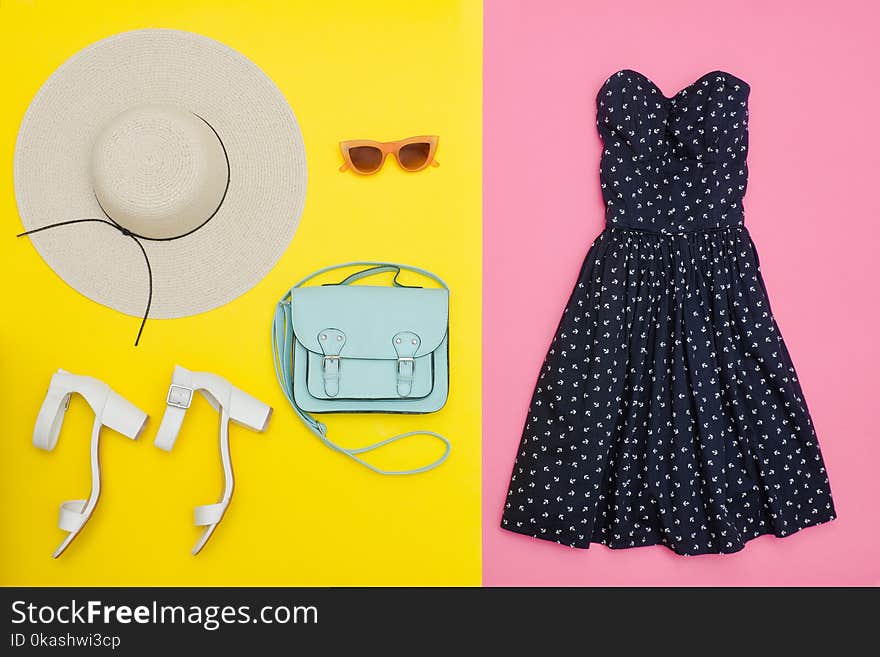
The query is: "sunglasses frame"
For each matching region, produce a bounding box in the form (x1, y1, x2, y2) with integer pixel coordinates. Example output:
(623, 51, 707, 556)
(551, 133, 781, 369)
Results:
(339, 135, 440, 174)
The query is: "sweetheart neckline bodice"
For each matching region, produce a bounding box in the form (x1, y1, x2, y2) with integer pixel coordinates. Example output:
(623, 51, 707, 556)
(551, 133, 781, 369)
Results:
(596, 69, 750, 234)
(601, 69, 750, 102)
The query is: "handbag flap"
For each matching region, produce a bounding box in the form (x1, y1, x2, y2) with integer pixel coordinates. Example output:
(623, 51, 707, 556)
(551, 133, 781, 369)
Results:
(290, 285, 449, 359)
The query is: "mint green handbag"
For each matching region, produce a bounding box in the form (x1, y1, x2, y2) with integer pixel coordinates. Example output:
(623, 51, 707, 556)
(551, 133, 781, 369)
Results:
(272, 262, 451, 475)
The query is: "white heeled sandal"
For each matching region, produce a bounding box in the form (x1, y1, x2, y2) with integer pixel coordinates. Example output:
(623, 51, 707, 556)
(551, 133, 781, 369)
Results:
(155, 365, 272, 555)
(33, 369, 148, 558)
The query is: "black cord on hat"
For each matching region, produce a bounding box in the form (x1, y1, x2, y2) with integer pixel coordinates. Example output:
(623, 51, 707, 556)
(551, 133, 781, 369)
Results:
(17, 219, 153, 346)
(15, 114, 230, 347)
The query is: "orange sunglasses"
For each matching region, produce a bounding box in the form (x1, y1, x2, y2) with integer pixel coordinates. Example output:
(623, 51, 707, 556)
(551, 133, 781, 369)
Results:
(339, 135, 439, 175)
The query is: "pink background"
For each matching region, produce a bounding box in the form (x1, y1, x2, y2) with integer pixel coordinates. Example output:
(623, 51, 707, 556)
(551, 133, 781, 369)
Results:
(482, 0, 880, 585)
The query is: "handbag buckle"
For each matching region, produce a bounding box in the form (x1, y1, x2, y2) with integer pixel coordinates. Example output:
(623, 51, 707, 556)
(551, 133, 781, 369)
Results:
(318, 329, 346, 398)
(393, 332, 420, 397)
(395, 357, 416, 397)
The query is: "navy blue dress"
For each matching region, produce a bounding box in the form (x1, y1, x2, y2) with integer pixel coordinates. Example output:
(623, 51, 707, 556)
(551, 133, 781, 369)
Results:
(501, 70, 836, 555)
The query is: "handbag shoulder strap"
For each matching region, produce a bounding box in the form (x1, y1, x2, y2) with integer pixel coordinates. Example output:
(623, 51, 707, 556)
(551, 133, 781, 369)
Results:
(272, 263, 451, 475)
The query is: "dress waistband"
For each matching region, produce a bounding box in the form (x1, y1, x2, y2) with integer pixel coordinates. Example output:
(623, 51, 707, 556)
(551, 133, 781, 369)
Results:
(606, 222, 745, 237)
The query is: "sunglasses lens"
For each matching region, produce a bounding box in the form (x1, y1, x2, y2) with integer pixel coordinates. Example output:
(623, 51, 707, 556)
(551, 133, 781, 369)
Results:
(398, 142, 431, 170)
(348, 146, 383, 173)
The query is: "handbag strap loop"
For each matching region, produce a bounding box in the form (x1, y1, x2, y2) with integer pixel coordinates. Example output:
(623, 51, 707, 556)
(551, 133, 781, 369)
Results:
(272, 263, 451, 475)
(292, 261, 449, 290)
(335, 265, 415, 287)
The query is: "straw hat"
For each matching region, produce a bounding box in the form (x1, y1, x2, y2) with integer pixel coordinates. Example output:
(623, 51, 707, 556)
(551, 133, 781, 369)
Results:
(14, 29, 307, 321)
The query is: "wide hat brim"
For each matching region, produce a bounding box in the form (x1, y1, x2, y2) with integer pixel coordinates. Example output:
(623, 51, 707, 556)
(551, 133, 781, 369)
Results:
(14, 29, 307, 319)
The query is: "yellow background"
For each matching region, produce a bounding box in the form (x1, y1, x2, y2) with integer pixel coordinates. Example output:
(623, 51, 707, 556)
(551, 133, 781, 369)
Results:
(0, 0, 481, 585)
